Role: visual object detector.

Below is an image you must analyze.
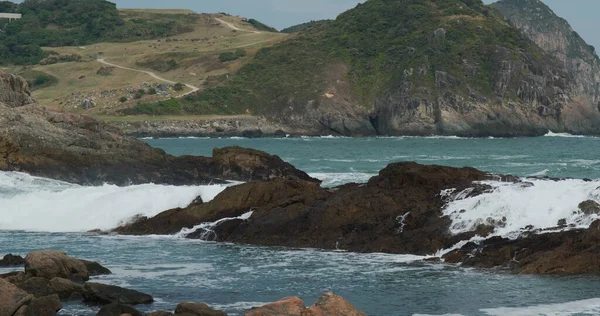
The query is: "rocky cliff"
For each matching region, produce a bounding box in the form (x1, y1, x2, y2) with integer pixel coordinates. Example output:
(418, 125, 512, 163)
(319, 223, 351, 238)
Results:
(182, 0, 600, 136)
(0, 71, 315, 185)
(492, 0, 600, 111)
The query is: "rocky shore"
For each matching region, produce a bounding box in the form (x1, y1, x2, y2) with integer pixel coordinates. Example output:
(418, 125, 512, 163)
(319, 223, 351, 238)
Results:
(0, 252, 364, 316)
(116, 161, 600, 276)
(0, 71, 315, 185)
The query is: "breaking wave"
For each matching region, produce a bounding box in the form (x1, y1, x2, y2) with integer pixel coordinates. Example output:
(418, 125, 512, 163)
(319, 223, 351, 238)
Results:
(0, 171, 231, 233)
(443, 178, 600, 239)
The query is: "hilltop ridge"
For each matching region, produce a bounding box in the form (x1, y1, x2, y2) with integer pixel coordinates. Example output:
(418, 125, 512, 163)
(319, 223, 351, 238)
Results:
(178, 0, 600, 136)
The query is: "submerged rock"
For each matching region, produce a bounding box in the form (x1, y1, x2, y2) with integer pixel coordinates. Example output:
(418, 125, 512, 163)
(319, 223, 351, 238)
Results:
(174, 302, 226, 316)
(79, 259, 112, 276)
(83, 282, 153, 305)
(96, 303, 143, 316)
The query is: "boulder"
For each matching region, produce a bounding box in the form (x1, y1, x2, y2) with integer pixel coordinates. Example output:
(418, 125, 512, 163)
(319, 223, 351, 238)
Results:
(83, 282, 153, 305)
(49, 277, 84, 300)
(174, 302, 226, 316)
(16, 277, 54, 297)
(27, 294, 62, 316)
(0, 278, 34, 316)
(579, 200, 600, 215)
(79, 259, 112, 276)
(306, 292, 365, 316)
(245, 297, 306, 316)
(0, 271, 27, 284)
(24, 250, 89, 281)
(0, 254, 25, 266)
(96, 303, 143, 316)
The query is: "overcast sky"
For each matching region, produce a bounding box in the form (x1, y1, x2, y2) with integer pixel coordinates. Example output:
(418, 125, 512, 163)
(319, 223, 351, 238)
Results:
(9, 0, 600, 49)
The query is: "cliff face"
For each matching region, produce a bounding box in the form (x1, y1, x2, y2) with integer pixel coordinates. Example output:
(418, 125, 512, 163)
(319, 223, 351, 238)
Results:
(492, 0, 600, 112)
(186, 0, 600, 136)
(0, 71, 316, 185)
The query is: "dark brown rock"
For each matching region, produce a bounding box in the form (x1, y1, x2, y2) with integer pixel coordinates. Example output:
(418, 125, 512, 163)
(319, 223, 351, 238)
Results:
(83, 282, 153, 305)
(147, 312, 173, 316)
(174, 302, 226, 316)
(0, 271, 27, 284)
(79, 259, 112, 276)
(28, 294, 62, 316)
(96, 303, 143, 316)
(0, 254, 25, 266)
(48, 277, 84, 300)
(16, 277, 54, 297)
(306, 291, 366, 316)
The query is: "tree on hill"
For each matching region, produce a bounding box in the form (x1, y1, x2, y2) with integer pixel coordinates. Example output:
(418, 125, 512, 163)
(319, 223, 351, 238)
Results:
(281, 20, 330, 33)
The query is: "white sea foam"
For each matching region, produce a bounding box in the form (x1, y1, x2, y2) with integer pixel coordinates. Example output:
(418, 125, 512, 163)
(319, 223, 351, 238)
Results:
(480, 298, 600, 316)
(0, 171, 231, 232)
(174, 211, 254, 240)
(309, 172, 376, 187)
(544, 131, 588, 138)
(443, 179, 600, 239)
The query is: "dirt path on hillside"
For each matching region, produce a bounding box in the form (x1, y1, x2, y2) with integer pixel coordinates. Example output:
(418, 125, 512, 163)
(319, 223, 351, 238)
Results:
(215, 17, 261, 34)
(96, 58, 200, 98)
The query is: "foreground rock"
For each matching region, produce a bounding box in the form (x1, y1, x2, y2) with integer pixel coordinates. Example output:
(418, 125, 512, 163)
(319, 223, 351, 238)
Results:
(245, 292, 365, 316)
(96, 303, 143, 316)
(0, 71, 316, 185)
(1, 250, 152, 315)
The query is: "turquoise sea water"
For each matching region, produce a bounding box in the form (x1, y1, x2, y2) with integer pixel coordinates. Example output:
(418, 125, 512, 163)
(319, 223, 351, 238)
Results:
(2, 135, 600, 315)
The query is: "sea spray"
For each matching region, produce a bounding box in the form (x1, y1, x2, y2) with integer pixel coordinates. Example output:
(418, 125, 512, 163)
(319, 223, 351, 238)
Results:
(175, 211, 254, 240)
(0, 171, 231, 232)
(442, 178, 600, 239)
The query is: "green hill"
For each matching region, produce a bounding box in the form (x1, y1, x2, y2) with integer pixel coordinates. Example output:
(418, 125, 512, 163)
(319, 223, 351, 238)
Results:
(281, 20, 330, 33)
(175, 0, 595, 136)
(0, 0, 196, 65)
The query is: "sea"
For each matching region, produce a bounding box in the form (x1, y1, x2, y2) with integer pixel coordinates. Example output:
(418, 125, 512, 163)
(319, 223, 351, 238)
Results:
(3, 133, 600, 316)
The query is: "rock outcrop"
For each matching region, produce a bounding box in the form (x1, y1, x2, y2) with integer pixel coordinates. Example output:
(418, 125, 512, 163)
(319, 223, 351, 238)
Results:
(0, 254, 25, 267)
(24, 251, 89, 282)
(115, 161, 600, 275)
(117, 162, 493, 255)
(0, 70, 316, 185)
(492, 0, 600, 113)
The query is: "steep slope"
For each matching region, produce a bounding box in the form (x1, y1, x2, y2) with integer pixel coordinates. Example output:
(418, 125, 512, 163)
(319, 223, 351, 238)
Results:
(281, 20, 330, 33)
(184, 0, 600, 136)
(491, 0, 600, 111)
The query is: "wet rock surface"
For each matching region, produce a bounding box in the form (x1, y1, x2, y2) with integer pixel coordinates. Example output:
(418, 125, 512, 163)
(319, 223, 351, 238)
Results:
(245, 292, 365, 316)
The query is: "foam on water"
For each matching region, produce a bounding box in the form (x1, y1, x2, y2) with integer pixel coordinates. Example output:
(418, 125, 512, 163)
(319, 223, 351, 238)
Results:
(544, 131, 589, 138)
(443, 179, 600, 238)
(309, 172, 376, 187)
(480, 298, 600, 316)
(0, 171, 231, 232)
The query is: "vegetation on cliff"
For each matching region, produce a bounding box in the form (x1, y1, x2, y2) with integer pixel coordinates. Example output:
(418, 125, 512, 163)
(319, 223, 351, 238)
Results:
(181, 0, 551, 117)
(0, 0, 197, 65)
(246, 18, 278, 32)
(280, 20, 330, 33)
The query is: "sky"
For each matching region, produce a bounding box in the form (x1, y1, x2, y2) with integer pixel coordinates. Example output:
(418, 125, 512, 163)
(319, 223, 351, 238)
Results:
(8, 0, 600, 49)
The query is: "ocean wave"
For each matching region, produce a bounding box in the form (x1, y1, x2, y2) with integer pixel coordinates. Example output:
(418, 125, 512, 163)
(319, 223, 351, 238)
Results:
(442, 178, 600, 239)
(0, 172, 231, 232)
(310, 172, 376, 187)
(544, 131, 588, 138)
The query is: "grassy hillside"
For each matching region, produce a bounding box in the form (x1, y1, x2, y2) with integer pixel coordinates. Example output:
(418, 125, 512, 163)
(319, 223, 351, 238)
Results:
(180, 0, 546, 116)
(0, 0, 197, 65)
(246, 19, 278, 33)
(281, 20, 330, 33)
